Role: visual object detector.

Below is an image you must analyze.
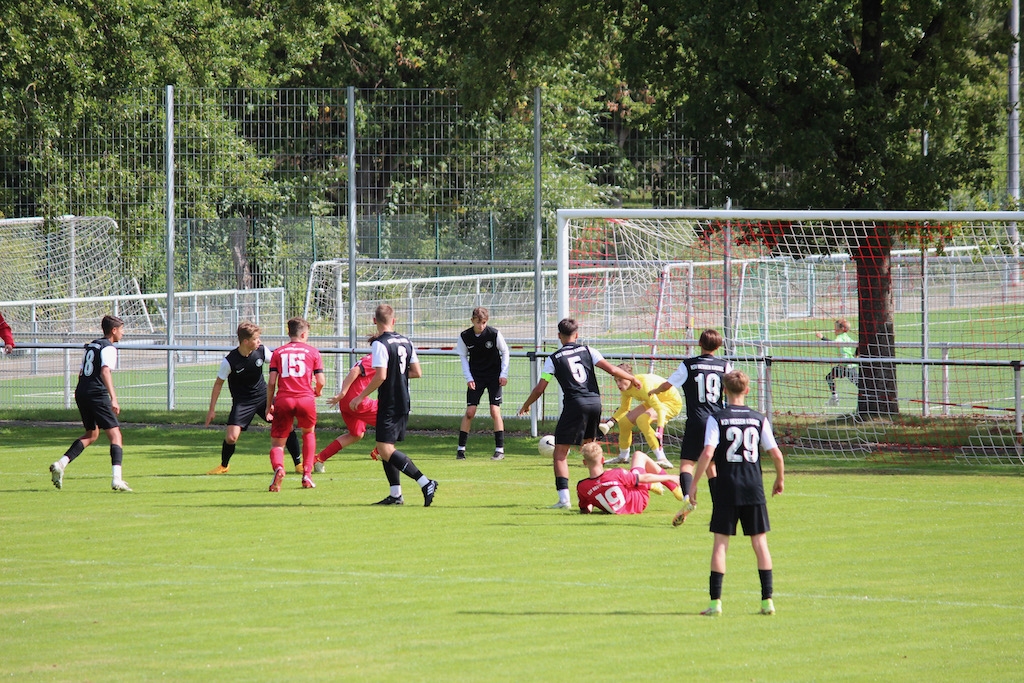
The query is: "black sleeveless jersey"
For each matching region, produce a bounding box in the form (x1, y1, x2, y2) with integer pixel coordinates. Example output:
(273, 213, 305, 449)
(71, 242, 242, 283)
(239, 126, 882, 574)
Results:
(225, 345, 269, 403)
(550, 343, 601, 405)
(460, 325, 501, 380)
(76, 337, 116, 397)
(375, 330, 414, 416)
(681, 355, 730, 423)
(710, 404, 770, 506)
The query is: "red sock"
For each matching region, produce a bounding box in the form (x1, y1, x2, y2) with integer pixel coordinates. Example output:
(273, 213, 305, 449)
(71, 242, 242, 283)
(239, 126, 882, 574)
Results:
(302, 432, 317, 476)
(270, 447, 285, 472)
(318, 439, 343, 462)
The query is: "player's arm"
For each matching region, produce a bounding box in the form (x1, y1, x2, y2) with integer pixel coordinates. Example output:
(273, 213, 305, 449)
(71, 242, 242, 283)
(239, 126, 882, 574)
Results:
(579, 502, 593, 514)
(517, 377, 549, 416)
(637, 471, 677, 485)
(205, 377, 226, 426)
(328, 364, 363, 407)
(496, 330, 510, 386)
(266, 369, 278, 418)
(408, 361, 423, 379)
(100, 365, 119, 415)
(313, 369, 325, 397)
(767, 447, 785, 496)
(597, 359, 640, 388)
(456, 336, 474, 387)
(351, 366, 386, 412)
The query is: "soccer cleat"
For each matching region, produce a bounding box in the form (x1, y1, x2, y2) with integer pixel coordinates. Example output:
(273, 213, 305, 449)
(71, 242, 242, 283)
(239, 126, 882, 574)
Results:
(302, 476, 316, 489)
(373, 495, 404, 505)
(491, 451, 505, 461)
(313, 459, 325, 473)
(294, 463, 304, 475)
(456, 449, 466, 460)
(268, 467, 285, 492)
(547, 500, 571, 509)
(206, 464, 230, 475)
(111, 480, 132, 492)
(606, 453, 630, 465)
(422, 479, 438, 507)
(760, 598, 775, 615)
(49, 462, 65, 490)
(655, 458, 675, 469)
(650, 483, 665, 496)
(701, 599, 722, 616)
(369, 447, 380, 461)
(670, 485, 685, 502)
(827, 394, 840, 406)
(672, 499, 697, 527)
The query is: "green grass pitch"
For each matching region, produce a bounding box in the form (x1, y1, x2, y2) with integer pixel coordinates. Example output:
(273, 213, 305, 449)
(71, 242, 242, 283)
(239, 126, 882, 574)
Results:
(2, 424, 1023, 681)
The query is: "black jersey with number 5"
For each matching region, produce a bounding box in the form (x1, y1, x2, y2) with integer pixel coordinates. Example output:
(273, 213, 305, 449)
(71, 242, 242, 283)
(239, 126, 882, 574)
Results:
(550, 343, 601, 406)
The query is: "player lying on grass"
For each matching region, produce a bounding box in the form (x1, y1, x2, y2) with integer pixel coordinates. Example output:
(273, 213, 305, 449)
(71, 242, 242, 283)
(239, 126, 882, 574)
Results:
(576, 442, 683, 514)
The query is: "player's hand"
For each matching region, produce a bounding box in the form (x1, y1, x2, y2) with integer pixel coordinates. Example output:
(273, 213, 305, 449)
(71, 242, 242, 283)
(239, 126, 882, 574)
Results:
(517, 405, 530, 417)
(467, 380, 476, 390)
(499, 377, 508, 387)
(629, 376, 641, 389)
(687, 486, 697, 505)
(3, 343, 12, 354)
(326, 394, 340, 407)
(204, 410, 215, 427)
(772, 477, 784, 496)
(598, 420, 612, 435)
(111, 399, 120, 415)
(815, 331, 824, 340)
(349, 397, 362, 412)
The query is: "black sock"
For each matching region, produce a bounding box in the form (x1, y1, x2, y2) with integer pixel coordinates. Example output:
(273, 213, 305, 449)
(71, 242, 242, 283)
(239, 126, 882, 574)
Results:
(555, 476, 569, 491)
(221, 440, 236, 467)
(759, 569, 773, 600)
(110, 444, 123, 467)
(458, 431, 468, 449)
(64, 439, 86, 463)
(494, 430, 504, 448)
(382, 460, 401, 487)
(286, 430, 301, 464)
(388, 450, 424, 480)
(710, 571, 724, 601)
(707, 476, 716, 503)
(680, 471, 693, 497)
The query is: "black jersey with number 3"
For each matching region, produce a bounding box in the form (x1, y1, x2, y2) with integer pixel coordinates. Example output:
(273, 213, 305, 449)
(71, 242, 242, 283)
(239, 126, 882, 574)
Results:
(375, 330, 414, 417)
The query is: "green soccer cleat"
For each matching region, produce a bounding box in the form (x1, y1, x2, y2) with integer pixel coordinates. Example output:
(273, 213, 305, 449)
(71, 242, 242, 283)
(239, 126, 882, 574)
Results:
(760, 599, 775, 615)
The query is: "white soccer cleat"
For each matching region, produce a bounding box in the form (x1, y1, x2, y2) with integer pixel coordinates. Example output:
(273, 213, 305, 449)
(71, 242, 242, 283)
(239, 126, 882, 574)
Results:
(49, 462, 65, 490)
(313, 460, 325, 474)
(111, 480, 132, 492)
(827, 394, 840, 406)
(606, 453, 630, 465)
(655, 458, 675, 470)
(547, 500, 571, 509)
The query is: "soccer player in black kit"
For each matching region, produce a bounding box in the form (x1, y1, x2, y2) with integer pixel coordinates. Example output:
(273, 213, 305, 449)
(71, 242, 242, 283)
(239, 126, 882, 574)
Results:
(455, 307, 510, 460)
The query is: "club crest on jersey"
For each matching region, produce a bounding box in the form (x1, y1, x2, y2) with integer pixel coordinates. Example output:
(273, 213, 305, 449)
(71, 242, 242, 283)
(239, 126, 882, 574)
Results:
(485, 341, 494, 349)
(256, 359, 264, 367)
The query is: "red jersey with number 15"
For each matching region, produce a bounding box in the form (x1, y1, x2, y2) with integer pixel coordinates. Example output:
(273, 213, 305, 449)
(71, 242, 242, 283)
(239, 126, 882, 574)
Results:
(269, 341, 323, 397)
(576, 467, 650, 514)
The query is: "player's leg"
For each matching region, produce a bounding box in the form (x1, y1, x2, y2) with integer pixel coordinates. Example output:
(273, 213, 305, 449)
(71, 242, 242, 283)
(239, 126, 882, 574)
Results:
(826, 367, 840, 403)
(609, 413, 635, 464)
(50, 423, 100, 490)
(286, 429, 302, 471)
(292, 396, 318, 482)
(210, 424, 243, 474)
(702, 533, 730, 615)
(104, 426, 131, 491)
(457, 403, 477, 458)
(376, 414, 437, 506)
(267, 397, 295, 491)
(489, 382, 505, 460)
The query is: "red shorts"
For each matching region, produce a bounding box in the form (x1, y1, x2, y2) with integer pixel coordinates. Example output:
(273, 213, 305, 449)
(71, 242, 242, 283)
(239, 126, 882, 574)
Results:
(341, 398, 378, 437)
(271, 394, 317, 438)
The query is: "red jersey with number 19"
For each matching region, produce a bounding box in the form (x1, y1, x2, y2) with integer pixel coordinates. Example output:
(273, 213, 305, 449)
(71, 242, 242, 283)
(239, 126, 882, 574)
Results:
(576, 467, 650, 514)
(270, 341, 323, 397)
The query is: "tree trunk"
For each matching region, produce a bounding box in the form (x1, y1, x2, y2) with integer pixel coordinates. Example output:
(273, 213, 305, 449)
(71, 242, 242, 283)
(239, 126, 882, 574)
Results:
(229, 220, 253, 291)
(853, 223, 899, 417)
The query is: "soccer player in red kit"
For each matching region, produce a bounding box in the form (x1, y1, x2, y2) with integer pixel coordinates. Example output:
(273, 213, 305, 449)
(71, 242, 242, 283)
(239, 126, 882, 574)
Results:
(313, 336, 379, 472)
(576, 442, 682, 514)
(266, 317, 324, 491)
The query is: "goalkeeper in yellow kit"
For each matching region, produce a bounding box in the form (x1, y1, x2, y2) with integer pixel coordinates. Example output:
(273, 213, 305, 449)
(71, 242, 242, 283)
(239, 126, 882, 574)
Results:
(601, 363, 681, 469)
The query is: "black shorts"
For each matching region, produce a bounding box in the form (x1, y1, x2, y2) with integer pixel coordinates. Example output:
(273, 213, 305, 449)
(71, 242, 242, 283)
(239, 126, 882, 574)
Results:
(467, 377, 503, 407)
(75, 391, 119, 431)
(228, 398, 268, 430)
(709, 501, 771, 536)
(554, 400, 602, 446)
(679, 421, 707, 462)
(375, 411, 408, 445)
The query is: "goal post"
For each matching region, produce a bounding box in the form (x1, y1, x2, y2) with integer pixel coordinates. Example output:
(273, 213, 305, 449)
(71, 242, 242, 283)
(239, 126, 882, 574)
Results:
(556, 208, 1024, 462)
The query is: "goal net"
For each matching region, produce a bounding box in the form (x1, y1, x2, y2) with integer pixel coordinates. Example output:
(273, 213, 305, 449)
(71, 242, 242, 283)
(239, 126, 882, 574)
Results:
(0, 216, 149, 334)
(556, 209, 1024, 463)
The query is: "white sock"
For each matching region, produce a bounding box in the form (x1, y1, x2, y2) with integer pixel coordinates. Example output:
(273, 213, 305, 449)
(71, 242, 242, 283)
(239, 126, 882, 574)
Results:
(655, 448, 666, 460)
(58, 455, 70, 468)
(619, 449, 630, 459)
(559, 489, 570, 505)
(112, 465, 122, 482)
(416, 475, 429, 487)
(390, 485, 402, 498)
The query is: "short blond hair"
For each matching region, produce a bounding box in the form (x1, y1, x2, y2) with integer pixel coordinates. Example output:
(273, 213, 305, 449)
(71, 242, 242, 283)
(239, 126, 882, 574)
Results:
(581, 442, 603, 466)
(723, 370, 750, 396)
(834, 318, 850, 333)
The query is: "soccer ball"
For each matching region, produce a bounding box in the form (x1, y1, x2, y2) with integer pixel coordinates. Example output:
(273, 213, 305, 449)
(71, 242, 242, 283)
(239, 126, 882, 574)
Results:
(538, 434, 556, 457)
